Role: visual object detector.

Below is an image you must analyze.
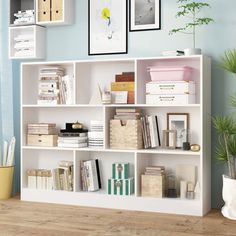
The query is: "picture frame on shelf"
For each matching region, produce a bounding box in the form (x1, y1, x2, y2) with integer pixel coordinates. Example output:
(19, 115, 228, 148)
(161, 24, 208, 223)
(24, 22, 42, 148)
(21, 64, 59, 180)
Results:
(129, 0, 161, 32)
(167, 113, 189, 149)
(88, 0, 128, 55)
(162, 130, 177, 149)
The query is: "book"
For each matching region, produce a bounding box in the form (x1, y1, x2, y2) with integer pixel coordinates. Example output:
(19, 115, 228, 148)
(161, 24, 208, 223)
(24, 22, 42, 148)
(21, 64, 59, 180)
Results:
(111, 82, 135, 92)
(116, 108, 141, 113)
(115, 74, 135, 82)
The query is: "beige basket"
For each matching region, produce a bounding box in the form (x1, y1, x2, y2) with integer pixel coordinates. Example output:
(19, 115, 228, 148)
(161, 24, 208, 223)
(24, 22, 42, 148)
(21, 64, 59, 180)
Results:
(110, 120, 143, 150)
(0, 166, 14, 200)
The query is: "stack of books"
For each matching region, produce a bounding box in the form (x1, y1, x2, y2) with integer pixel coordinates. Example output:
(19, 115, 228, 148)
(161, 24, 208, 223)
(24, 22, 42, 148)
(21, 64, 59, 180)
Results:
(140, 115, 161, 149)
(38, 67, 74, 105)
(13, 10, 35, 25)
(14, 34, 34, 57)
(144, 166, 165, 176)
(52, 161, 74, 191)
(80, 159, 101, 192)
(88, 120, 104, 148)
(114, 108, 141, 123)
(58, 123, 88, 148)
(27, 169, 53, 190)
(111, 72, 135, 104)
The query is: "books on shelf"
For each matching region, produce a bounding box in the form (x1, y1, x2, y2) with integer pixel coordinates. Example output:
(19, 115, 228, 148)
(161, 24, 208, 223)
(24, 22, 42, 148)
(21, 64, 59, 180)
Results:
(88, 120, 104, 148)
(58, 123, 88, 148)
(13, 10, 35, 25)
(141, 115, 161, 149)
(38, 66, 74, 105)
(80, 159, 101, 192)
(114, 108, 141, 123)
(144, 166, 165, 176)
(52, 161, 74, 191)
(28, 123, 57, 135)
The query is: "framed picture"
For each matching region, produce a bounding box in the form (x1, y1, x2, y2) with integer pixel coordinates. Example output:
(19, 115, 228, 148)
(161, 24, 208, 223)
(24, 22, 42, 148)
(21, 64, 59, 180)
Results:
(167, 113, 189, 148)
(129, 0, 161, 32)
(88, 0, 128, 55)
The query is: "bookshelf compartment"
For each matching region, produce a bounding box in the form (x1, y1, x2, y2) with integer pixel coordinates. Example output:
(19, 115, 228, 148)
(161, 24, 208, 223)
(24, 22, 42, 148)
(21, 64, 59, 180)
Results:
(137, 57, 201, 105)
(10, 0, 35, 26)
(74, 150, 135, 195)
(22, 62, 75, 105)
(75, 60, 135, 105)
(22, 107, 103, 147)
(136, 153, 200, 199)
(22, 149, 74, 189)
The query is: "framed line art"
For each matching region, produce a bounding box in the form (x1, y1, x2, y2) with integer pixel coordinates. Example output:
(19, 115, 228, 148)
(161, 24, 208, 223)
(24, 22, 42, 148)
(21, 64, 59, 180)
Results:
(88, 0, 128, 55)
(167, 113, 189, 149)
(129, 0, 161, 32)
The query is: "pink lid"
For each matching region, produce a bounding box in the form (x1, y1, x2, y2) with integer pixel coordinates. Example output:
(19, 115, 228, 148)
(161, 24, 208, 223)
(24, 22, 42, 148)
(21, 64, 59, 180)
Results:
(148, 66, 193, 72)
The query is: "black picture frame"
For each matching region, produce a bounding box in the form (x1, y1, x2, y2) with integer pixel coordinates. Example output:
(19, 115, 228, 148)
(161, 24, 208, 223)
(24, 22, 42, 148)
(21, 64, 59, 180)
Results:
(88, 0, 128, 56)
(129, 0, 161, 32)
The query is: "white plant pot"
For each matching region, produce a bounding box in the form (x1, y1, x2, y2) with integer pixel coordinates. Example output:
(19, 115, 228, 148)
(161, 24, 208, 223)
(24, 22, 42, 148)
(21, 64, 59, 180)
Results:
(184, 48, 202, 56)
(222, 175, 236, 220)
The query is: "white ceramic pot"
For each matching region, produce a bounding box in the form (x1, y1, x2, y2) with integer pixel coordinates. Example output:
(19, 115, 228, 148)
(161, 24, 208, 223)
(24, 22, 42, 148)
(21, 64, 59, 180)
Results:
(222, 175, 236, 220)
(184, 48, 202, 56)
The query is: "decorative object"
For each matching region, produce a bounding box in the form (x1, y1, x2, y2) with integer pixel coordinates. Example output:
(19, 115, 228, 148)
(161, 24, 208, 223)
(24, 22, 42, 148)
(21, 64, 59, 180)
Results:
(166, 174, 177, 198)
(0, 166, 14, 200)
(180, 180, 187, 199)
(190, 144, 201, 152)
(186, 182, 195, 199)
(215, 52, 236, 220)
(102, 91, 112, 104)
(88, 0, 128, 55)
(129, 0, 161, 32)
(162, 130, 177, 149)
(167, 113, 189, 148)
(183, 142, 190, 151)
(169, 0, 213, 55)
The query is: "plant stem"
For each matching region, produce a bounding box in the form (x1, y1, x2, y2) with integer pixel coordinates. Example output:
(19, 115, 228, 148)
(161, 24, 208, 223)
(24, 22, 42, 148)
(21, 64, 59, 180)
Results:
(193, 9, 196, 48)
(223, 133, 234, 178)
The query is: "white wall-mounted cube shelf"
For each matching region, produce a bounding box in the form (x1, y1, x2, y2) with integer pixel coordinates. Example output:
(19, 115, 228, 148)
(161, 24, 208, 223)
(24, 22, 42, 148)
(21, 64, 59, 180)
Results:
(21, 55, 211, 216)
(36, 0, 74, 26)
(9, 25, 46, 60)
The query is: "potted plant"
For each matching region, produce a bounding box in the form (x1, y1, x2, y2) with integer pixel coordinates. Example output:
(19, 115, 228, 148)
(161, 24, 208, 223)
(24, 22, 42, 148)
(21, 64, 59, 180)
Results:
(170, 0, 214, 55)
(213, 49, 236, 220)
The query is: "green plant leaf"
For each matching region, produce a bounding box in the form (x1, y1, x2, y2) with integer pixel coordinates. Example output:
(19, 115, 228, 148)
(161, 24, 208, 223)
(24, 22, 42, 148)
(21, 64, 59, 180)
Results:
(220, 49, 236, 74)
(228, 135, 236, 156)
(215, 143, 228, 163)
(212, 116, 236, 135)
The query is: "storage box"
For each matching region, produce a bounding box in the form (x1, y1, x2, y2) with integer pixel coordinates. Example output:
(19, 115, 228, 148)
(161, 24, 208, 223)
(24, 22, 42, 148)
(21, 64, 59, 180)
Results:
(38, 0, 51, 11)
(110, 120, 143, 149)
(27, 134, 58, 147)
(146, 94, 195, 105)
(112, 163, 129, 179)
(148, 66, 193, 81)
(38, 11, 51, 22)
(51, 0, 63, 10)
(146, 81, 195, 95)
(141, 175, 165, 198)
(108, 178, 134, 195)
(111, 82, 135, 92)
(51, 10, 63, 21)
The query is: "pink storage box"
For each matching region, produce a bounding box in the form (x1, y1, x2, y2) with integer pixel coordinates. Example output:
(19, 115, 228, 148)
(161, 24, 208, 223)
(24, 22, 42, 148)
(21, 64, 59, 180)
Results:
(147, 66, 193, 81)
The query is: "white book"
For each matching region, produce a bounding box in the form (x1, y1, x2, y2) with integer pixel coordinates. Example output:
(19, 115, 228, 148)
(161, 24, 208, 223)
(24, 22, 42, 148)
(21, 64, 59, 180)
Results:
(57, 143, 88, 148)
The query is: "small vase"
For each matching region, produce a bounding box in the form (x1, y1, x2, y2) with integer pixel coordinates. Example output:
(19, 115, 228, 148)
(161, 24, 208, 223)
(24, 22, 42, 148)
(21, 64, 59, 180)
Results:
(184, 48, 202, 56)
(221, 175, 236, 220)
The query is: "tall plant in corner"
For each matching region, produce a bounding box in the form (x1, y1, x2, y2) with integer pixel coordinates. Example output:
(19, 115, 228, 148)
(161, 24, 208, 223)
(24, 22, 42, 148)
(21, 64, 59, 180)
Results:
(170, 0, 213, 54)
(213, 49, 236, 220)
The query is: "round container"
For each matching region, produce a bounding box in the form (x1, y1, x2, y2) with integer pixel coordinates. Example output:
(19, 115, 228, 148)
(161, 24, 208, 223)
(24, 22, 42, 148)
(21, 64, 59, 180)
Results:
(0, 166, 14, 200)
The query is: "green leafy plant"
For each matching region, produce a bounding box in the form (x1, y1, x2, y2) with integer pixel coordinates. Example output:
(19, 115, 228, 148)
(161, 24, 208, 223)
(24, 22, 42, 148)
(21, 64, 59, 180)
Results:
(213, 53, 236, 180)
(169, 0, 214, 48)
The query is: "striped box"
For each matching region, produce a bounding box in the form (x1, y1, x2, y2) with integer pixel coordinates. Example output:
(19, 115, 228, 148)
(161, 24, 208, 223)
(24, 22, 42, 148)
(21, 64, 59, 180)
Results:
(108, 178, 134, 196)
(112, 163, 129, 179)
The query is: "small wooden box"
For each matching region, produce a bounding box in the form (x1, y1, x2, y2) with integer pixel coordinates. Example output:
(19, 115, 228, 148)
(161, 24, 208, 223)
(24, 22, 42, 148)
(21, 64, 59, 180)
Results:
(38, 11, 51, 22)
(52, 0, 63, 10)
(51, 10, 63, 21)
(141, 175, 165, 198)
(38, 0, 51, 11)
(27, 134, 58, 147)
(110, 120, 143, 150)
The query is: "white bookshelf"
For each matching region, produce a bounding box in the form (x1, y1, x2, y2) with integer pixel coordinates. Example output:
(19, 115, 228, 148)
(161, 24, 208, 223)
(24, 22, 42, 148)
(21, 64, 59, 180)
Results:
(9, 25, 46, 59)
(21, 55, 211, 216)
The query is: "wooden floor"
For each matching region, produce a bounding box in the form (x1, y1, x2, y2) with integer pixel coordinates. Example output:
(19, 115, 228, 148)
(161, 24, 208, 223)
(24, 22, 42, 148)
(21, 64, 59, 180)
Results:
(0, 198, 235, 236)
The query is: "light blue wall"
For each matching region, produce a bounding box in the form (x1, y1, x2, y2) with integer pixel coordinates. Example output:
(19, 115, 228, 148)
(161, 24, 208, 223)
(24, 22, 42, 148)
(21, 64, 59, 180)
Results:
(10, 0, 236, 208)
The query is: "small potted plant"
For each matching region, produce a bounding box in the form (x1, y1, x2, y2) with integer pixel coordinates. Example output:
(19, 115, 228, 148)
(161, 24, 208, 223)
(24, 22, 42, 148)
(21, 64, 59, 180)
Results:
(170, 0, 214, 55)
(213, 49, 236, 220)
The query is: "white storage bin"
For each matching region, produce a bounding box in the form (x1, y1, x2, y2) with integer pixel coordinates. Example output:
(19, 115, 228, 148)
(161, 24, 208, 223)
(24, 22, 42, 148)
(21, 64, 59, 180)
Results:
(146, 94, 195, 105)
(146, 81, 195, 95)
(148, 66, 193, 81)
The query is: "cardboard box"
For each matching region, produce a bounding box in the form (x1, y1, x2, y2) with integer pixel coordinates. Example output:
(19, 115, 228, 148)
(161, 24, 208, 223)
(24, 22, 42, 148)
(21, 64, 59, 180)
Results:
(141, 175, 165, 198)
(112, 163, 129, 179)
(108, 178, 134, 196)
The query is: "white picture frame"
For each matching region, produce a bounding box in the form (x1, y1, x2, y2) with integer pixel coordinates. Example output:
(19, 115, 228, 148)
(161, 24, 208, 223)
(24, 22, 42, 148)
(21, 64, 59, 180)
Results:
(88, 0, 128, 55)
(129, 0, 161, 32)
(167, 113, 189, 148)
